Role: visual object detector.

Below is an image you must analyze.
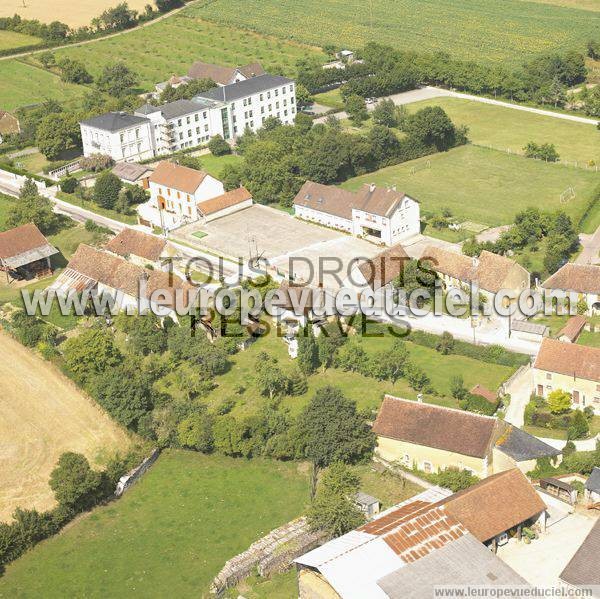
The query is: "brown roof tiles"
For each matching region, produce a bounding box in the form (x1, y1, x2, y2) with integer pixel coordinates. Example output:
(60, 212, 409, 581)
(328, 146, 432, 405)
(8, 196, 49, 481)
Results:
(197, 186, 252, 216)
(149, 161, 209, 195)
(534, 337, 600, 383)
(104, 229, 167, 262)
(557, 315, 587, 343)
(358, 244, 409, 290)
(373, 396, 499, 458)
(0, 223, 53, 259)
(542, 263, 600, 295)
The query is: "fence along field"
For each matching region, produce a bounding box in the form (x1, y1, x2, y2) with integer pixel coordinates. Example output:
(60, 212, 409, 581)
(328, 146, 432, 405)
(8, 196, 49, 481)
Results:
(197, 0, 598, 67)
(0, 331, 130, 522)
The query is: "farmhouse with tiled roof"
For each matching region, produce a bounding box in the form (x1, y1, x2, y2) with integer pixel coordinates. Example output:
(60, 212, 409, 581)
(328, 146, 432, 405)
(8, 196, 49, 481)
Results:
(541, 263, 600, 316)
(295, 469, 543, 598)
(293, 181, 420, 246)
(533, 337, 600, 414)
(373, 395, 560, 477)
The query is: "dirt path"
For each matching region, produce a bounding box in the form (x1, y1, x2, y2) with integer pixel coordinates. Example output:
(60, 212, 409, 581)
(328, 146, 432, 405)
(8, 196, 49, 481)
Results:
(0, 331, 130, 522)
(0, 0, 203, 62)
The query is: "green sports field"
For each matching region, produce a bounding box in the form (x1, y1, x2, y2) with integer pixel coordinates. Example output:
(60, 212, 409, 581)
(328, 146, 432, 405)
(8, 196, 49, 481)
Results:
(0, 451, 310, 597)
(0, 59, 88, 111)
(197, 0, 598, 67)
(342, 145, 600, 230)
(406, 97, 600, 165)
(48, 16, 323, 94)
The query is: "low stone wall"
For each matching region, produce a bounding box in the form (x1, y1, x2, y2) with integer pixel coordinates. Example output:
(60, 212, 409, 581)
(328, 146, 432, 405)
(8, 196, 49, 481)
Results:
(210, 517, 328, 596)
(114, 448, 160, 497)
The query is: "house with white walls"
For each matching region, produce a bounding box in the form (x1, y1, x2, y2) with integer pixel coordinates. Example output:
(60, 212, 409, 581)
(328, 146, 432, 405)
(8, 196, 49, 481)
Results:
(293, 181, 420, 246)
(137, 160, 224, 230)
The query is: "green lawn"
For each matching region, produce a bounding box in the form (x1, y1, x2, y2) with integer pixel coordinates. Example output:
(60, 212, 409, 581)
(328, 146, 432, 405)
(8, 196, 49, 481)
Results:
(313, 89, 344, 109)
(342, 145, 600, 230)
(0, 59, 89, 112)
(8, 151, 50, 175)
(0, 451, 310, 598)
(56, 192, 138, 225)
(199, 153, 243, 179)
(406, 97, 599, 165)
(192, 324, 514, 420)
(0, 30, 41, 51)
(0, 193, 15, 229)
(197, 0, 598, 67)
(47, 16, 323, 95)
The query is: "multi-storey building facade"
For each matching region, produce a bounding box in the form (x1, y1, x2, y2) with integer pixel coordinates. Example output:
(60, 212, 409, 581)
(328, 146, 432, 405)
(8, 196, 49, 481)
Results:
(80, 74, 296, 162)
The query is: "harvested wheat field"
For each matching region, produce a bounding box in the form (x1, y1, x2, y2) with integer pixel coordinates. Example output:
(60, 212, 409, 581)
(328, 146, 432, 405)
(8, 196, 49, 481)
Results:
(0, 0, 152, 27)
(0, 331, 130, 522)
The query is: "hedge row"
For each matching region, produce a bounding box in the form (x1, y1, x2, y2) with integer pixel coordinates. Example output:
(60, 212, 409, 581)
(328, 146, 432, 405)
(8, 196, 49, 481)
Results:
(0, 162, 53, 186)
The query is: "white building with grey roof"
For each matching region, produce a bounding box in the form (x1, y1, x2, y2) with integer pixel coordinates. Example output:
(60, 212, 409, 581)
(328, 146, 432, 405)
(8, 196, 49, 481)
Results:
(80, 73, 297, 162)
(80, 112, 154, 162)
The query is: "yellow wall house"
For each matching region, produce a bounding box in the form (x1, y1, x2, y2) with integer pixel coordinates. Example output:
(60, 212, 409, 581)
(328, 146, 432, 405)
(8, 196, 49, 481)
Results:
(533, 337, 600, 415)
(372, 395, 561, 477)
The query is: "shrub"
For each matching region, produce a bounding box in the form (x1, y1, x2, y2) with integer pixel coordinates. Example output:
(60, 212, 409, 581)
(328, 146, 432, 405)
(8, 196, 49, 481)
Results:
(436, 467, 479, 492)
(459, 393, 498, 416)
(547, 389, 572, 414)
(568, 410, 590, 440)
(207, 135, 231, 156)
(59, 176, 79, 193)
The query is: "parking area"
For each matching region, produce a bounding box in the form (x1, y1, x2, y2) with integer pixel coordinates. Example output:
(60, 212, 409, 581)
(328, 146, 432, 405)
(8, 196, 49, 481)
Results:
(174, 204, 382, 289)
(497, 509, 597, 586)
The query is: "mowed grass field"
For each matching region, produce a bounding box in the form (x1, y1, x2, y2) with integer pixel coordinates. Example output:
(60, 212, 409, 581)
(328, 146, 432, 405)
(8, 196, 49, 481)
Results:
(197, 0, 598, 66)
(406, 97, 600, 165)
(0, 30, 41, 51)
(0, 332, 131, 522)
(342, 145, 600, 229)
(0, 451, 310, 597)
(47, 16, 323, 93)
(0, 0, 152, 26)
(0, 59, 88, 111)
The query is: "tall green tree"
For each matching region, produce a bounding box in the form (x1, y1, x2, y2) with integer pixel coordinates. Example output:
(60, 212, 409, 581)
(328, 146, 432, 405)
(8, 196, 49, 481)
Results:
(6, 178, 59, 234)
(297, 323, 319, 375)
(97, 63, 138, 97)
(94, 171, 122, 209)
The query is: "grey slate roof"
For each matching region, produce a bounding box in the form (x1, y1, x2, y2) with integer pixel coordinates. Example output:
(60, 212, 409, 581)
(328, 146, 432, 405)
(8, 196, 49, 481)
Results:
(354, 491, 379, 507)
(135, 103, 160, 116)
(511, 319, 548, 336)
(80, 112, 149, 132)
(560, 518, 600, 588)
(377, 533, 529, 599)
(195, 74, 293, 103)
(586, 467, 600, 492)
(495, 425, 561, 462)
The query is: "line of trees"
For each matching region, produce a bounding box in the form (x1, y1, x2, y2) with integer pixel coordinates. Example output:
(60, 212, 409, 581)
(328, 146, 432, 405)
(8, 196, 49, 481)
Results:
(220, 106, 467, 206)
(298, 41, 590, 110)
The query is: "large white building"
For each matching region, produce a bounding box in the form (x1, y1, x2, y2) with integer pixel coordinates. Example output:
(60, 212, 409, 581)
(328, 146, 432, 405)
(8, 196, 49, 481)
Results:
(80, 112, 155, 162)
(80, 74, 296, 162)
(293, 181, 420, 246)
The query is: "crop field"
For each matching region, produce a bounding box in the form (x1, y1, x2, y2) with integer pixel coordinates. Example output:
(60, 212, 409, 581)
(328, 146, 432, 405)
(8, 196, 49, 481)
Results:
(47, 16, 323, 94)
(405, 97, 600, 165)
(196, 0, 598, 66)
(0, 451, 309, 597)
(0, 30, 41, 51)
(0, 331, 130, 522)
(518, 0, 600, 9)
(0, 59, 88, 111)
(342, 145, 600, 230)
(0, 0, 152, 27)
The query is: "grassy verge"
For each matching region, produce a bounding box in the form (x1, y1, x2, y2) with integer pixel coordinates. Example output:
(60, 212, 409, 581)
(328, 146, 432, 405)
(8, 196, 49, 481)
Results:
(313, 88, 344, 109)
(0, 451, 310, 597)
(56, 191, 137, 225)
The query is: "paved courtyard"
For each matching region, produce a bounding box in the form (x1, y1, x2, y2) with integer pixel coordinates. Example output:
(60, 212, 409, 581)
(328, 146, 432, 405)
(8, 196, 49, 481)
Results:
(174, 204, 382, 289)
(497, 508, 597, 587)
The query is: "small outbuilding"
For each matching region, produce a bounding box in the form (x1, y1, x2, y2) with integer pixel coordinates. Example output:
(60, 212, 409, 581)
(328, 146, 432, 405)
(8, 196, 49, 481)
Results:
(539, 477, 578, 505)
(0, 223, 58, 281)
(354, 491, 380, 519)
(557, 315, 587, 344)
(585, 467, 600, 507)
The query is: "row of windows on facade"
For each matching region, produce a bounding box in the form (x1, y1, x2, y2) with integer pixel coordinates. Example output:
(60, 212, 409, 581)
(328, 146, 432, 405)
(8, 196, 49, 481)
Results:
(241, 85, 295, 106)
(157, 187, 193, 202)
(232, 109, 294, 135)
(237, 98, 293, 120)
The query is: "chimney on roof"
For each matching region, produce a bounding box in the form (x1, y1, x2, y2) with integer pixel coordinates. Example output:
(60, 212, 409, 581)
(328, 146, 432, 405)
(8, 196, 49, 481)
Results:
(369, 183, 376, 192)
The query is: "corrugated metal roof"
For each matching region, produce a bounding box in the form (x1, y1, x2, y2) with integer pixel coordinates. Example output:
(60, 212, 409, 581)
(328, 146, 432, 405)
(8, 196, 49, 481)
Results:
(511, 319, 548, 335)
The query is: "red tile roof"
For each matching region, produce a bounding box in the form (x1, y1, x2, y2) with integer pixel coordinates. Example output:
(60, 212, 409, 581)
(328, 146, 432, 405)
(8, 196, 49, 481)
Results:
(105, 228, 167, 262)
(534, 337, 600, 383)
(542, 263, 600, 295)
(440, 469, 546, 542)
(358, 244, 409, 290)
(470, 384, 498, 404)
(0, 223, 52, 259)
(373, 395, 499, 458)
(149, 161, 208, 195)
(557, 315, 587, 343)
(197, 186, 252, 216)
